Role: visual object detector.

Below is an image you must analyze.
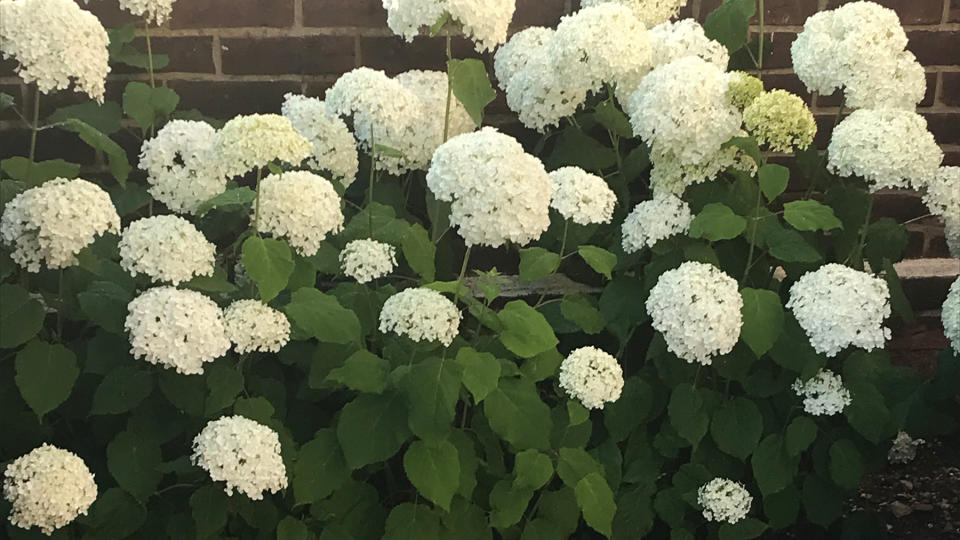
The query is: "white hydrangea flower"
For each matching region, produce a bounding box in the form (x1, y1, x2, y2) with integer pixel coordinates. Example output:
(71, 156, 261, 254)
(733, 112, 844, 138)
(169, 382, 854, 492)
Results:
(828, 109, 942, 192)
(697, 478, 752, 525)
(223, 300, 291, 354)
(946, 218, 960, 259)
(394, 70, 475, 171)
(649, 139, 758, 195)
(502, 43, 590, 132)
(646, 261, 743, 365)
(743, 90, 817, 153)
(118, 215, 216, 285)
(549, 167, 616, 225)
(191, 416, 288, 500)
(845, 51, 926, 110)
(558, 346, 624, 410)
(921, 166, 960, 224)
(580, 0, 687, 28)
(621, 193, 692, 252)
(281, 94, 359, 186)
(383, 0, 445, 43)
(256, 171, 344, 256)
(379, 287, 461, 346)
(888, 431, 925, 465)
(119, 0, 176, 25)
(212, 114, 312, 178)
(727, 71, 764, 110)
(792, 369, 852, 416)
(2, 444, 97, 536)
(493, 26, 555, 91)
(125, 286, 230, 375)
(426, 128, 552, 247)
(139, 120, 227, 214)
(383, 0, 516, 52)
(786, 264, 891, 357)
(943, 278, 960, 355)
(339, 239, 397, 284)
(0, 0, 110, 101)
(649, 19, 728, 70)
(627, 56, 741, 166)
(0, 178, 120, 272)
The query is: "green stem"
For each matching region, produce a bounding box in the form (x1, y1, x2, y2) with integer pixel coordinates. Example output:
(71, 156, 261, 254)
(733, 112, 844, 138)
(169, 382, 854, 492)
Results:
(452, 246, 472, 308)
(144, 20, 156, 89)
(442, 34, 453, 142)
(741, 185, 764, 284)
(804, 97, 845, 199)
(757, 0, 764, 79)
(56, 269, 64, 342)
(25, 87, 40, 181)
(252, 166, 264, 235)
(368, 130, 377, 236)
(534, 221, 570, 307)
(850, 195, 874, 269)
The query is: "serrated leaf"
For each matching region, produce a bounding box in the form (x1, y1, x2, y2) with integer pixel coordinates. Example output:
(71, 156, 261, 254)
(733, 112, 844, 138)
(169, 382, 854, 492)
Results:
(829, 439, 863, 490)
(518, 247, 560, 282)
(15, 340, 78, 419)
(402, 356, 461, 441)
(82, 488, 146, 540)
(557, 448, 604, 487)
(514, 449, 553, 490)
(123, 81, 180, 133)
(0, 283, 45, 348)
(668, 383, 709, 447)
(384, 502, 442, 540)
(90, 366, 153, 415)
(758, 163, 789, 201)
(484, 377, 552, 450)
(78, 281, 133, 334)
(704, 0, 758, 53)
(402, 223, 436, 282)
(594, 100, 632, 138)
(1, 156, 81, 186)
(578, 245, 617, 279)
(326, 349, 390, 393)
(766, 227, 821, 262)
(195, 187, 256, 215)
(404, 439, 460, 511)
(739, 287, 784, 357)
(548, 127, 617, 172)
(190, 484, 229, 539)
(454, 347, 500, 403)
(107, 429, 162, 502)
(498, 300, 559, 358)
(242, 236, 294, 302)
(560, 293, 605, 334)
(490, 479, 535, 529)
(277, 517, 309, 540)
(575, 473, 615, 538)
(293, 429, 350, 506)
(783, 200, 843, 232)
(751, 434, 796, 495)
(719, 518, 768, 540)
(690, 203, 747, 241)
(337, 393, 411, 469)
(447, 58, 496, 126)
(60, 119, 131, 185)
(48, 100, 123, 134)
(710, 397, 763, 460)
(785, 416, 817, 456)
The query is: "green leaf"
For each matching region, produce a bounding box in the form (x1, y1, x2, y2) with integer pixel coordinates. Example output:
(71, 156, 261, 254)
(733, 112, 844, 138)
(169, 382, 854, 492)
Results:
(48, 100, 123, 134)
(484, 377, 553, 450)
(403, 439, 460, 511)
(489, 478, 535, 529)
(498, 300, 559, 358)
(107, 429, 162, 502)
(1, 156, 81, 186)
(521, 348, 562, 382)
(802, 475, 843, 527)
(599, 277, 647, 342)
(548, 128, 617, 172)
(881, 259, 914, 323)
(739, 288, 784, 357)
(205, 362, 244, 415)
(763, 486, 800, 529)
(703, 0, 757, 53)
(766, 227, 821, 262)
(122, 81, 180, 133)
(277, 517, 309, 540)
(14, 340, 79, 419)
(429, 12, 450, 36)
(514, 449, 554, 490)
(689, 203, 747, 241)
(518, 247, 560, 282)
(560, 293, 605, 334)
(829, 439, 863, 490)
(722, 135, 762, 164)
(285, 287, 362, 344)
(78, 281, 133, 334)
(326, 349, 390, 394)
(195, 187, 256, 215)
(402, 223, 436, 282)
(293, 428, 349, 505)
(865, 218, 908, 271)
(0, 92, 13, 110)
(90, 366, 153, 415)
(183, 265, 238, 294)
(454, 347, 500, 403)
(0, 284, 45, 348)
(557, 448, 604, 487)
(578, 245, 617, 279)
(710, 397, 763, 460)
(383, 503, 441, 540)
(594, 101, 632, 138)
(82, 487, 147, 540)
(447, 58, 496, 126)
(784, 416, 817, 456)
(234, 396, 275, 424)
(190, 484, 229, 540)
(758, 164, 789, 201)
(575, 473, 615, 538)
(159, 371, 205, 416)
(751, 434, 796, 495)
(604, 377, 655, 441)
(242, 236, 295, 302)
(402, 356, 461, 441)
(337, 393, 411, 469)
(668, 383, 710, 447)
(567, 400, 589, 425)
(61, 118, 131, 185)
(844, 380, 892, 443)
(783, 200, 843, 232)
(719, 518, 768, 540)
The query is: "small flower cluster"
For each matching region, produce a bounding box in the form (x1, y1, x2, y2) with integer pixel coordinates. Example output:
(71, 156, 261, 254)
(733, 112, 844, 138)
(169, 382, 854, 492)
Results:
(743, 90, 817, 153)
(727, 71, 764, 110)
(548, 167, 617, 225)
(339, 239, 398, 284)
(281, 94, 359, 186)
(118, 215, 216, 285)
(223, 300, 291, 354)
(213, 114, 313, 178)
(383, 0, 516, 52)
(558, 346, 624, 410)
(580, 0, 687, 28)
(922, 166, 960, 258)
(943, 278, 960, 355)
(697, 478, 752, 525)
(379, 287, 461, 346)
(191, 416, 288, 500)
(256, 171, 344, 256)
(621, 193, 692, 252)
(119, 0, 177, 25)
(139, 120, 227, 214)
(888, 431, 925, 465)
(792, 369, 852, 416)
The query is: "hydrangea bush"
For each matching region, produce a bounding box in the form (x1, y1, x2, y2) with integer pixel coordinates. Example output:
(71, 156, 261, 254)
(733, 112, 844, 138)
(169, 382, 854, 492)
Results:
(1, 0, 958, 539)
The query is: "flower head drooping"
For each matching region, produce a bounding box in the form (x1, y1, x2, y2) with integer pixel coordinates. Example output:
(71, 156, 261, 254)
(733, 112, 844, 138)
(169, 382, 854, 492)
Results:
(125, 287, 230, 375)
(383, 0, 516, 52)
(394, 70, 475, 171)
(118, 215, 216, 286)
(281, 94, 359, 186)
(743, 90, 817, 153)
(888, 431, 925, 465)
(3, 444, 97, 535)
(646, 261, 743, 365)
(943, 278, 960, 355)
(191, 416, 288, 500)
(223, 300, 291, 354)
(697, 478, 752, 524)
(339, 239, 398, 284)
(0, 178, 120, 272)
(727, 71, 764, 110)
(580, 0, 688, 28)
(379, 287, 461, 346)
(792, 369, 852, 416)
(558, 346, 624, 410)
(139, 120, 227, 214)
(256, 171, 344, 256)
(119, 0, 177, 25)
(621, 193, 692, 252)
(212, 114, 312, 178)
(0, 0, 110, 101)
(827, 109, 942, 192)
(426, 128, 552, 247)
(549, 167, 617, 225)
(649, 19, 728, 71)
(921, 166, 960, 224)
(787, 264, 892, 357)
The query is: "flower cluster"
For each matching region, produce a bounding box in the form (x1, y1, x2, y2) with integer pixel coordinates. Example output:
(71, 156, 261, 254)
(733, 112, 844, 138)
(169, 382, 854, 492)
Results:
(888, 431, 925, 465)
(281, 94, 359, 186)
(558, 346, 624, 410)
(394, 70, 475, 171)
(379, 287, 461, 346)
(696, 478, 752, 525)
(792, 369, 852, 416)
(743, 90, 817, 153)
(646, 262, 743, 365)
(139, 120, 227, 214)
(223, 300, 291, 354)
(125, 287, 230, 375)
(118, 215, 216, 285)
(581, 0, 687, 28)
(119, 0, 177, 25)
(786, 264, 891, 357)
(2, 444, 97, 535)
(0, 0, 110, 101)
(648, 138, 758, 195)
(212, 114, 312, 178)
(191, 416, 288, 500)
(383, 0, 516, 52)
(944, 278, 960, 355)
(727, 71, 764, 110)
(0, 178, 120, 272)
(339, 239, 398, 284)
(256, 171, 344, 256)
(549, 167, 616, 225)
(649, 19, 728, 71)
(426, 128, 551, 247)
(922, 166, 959, 256)
(621, 193, 692, 252)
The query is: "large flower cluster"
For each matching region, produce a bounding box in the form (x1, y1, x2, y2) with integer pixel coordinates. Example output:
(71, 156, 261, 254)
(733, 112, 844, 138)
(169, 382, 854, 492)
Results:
(0, 0, 110, 101)
(256, 171, 344, 256)
(697, 478, 752, 525)
(2, 444, 97, 535)
(223, 300, 291, 354)
(139, 120, 227, 214)
(0, 178, 120, 272)
(426, 128, 551, 247)
(383, 0, 516, 52)
(944, 278, 960, 355)
(394, 70, 475, 171)
(787, 264, 891, 357)
(621, 193, 692, 252)
(212, 114, 312, 178)
(792, 369, 852, 416)
(281, 94, 359, 186)
(119, 0, 177, 25)
(743, 90, 817, 153)
(648, 138, 758, 195)
(191, 416, 288, 500)
(648, 19, 728, 71)
(379, 287, 461, 346)
(118, 215, 216, 285)
(125, 287, 230, 375)
(549, 167, 616, 225)
(558, 346, 624, 410)
(339, 239, 398, 284)
(646, 262, 743, 365)
(580, 0, 687, 28)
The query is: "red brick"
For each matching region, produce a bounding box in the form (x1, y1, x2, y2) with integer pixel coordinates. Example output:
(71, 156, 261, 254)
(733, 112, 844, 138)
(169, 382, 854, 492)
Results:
(903, 276, 955, 311)
(907, 31, 960, 66)
(812, 112, 842, 147)
(826, 0, 944, 25)
(359, 36, 486, 75)
(872, 191, 928, 222)
(944, 150, 960, 166)
(512, 0, 566, 28)
(927, 229, 951, 258)
(941, 72, 960, 107)
(303, 0, 387, 27)
(79, 0, 138, 27)
(303, 81, 333, 100)
(952, 0, 960, 22)
(904, 228, 925, 258)
(171, 0, 294, 29)
(760, 31, 797, 70)
(221, 36, 354, 75)
(0, 127, 97, 164)
(112, 37, 216, 74)
(924, 112, 960, 145)
(764, 73, 812, 102)
(167, 80, 301, 119)
(34, 81, 126, 118)
(700, 0, 817, 25)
